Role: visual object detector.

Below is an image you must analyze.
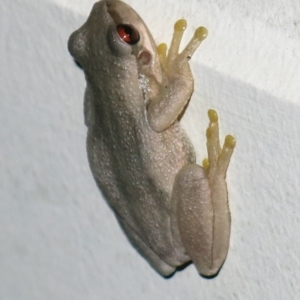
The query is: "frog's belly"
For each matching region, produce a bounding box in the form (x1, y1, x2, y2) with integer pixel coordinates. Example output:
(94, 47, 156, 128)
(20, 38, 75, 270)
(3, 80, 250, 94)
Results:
(87, 122, 195, 263)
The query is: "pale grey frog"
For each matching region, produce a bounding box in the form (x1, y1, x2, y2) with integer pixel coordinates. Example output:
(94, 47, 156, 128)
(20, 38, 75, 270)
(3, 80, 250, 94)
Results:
(68, 0, 235, 277)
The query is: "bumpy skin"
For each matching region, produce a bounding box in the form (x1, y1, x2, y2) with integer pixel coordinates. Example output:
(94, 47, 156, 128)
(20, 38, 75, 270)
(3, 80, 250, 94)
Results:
(68, 0, 235, 277)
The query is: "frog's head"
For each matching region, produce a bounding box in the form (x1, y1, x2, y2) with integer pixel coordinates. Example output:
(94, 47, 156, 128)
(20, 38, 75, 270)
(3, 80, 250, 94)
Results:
(68, 0, 162, 83)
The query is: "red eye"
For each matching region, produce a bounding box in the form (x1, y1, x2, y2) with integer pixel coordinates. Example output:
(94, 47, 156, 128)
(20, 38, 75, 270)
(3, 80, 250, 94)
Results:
(117, 24, 140, 45)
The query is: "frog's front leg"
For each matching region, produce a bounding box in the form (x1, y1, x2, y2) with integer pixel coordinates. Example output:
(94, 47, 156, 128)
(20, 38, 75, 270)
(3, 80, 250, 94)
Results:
(147, 20, 208, 132)
(170, 110, 236, 276)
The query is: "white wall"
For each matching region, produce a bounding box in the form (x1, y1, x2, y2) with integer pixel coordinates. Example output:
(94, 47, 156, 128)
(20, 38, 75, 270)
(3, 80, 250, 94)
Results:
(1, 0, 300, 299)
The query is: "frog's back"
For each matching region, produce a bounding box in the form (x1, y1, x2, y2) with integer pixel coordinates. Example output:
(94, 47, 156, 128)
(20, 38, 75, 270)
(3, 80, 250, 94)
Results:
(86, 85, 195, 260)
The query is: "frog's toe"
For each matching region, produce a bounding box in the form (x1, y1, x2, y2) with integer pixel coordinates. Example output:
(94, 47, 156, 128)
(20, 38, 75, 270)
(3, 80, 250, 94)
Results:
(216, 135, 236, 176)
(157, 43, 167, 67)
(202, 158, 209, 171)
(167, 19, 187, 63)
(208, 109, 218, 123)
(206, 109, 221, 175)
(181, 26, 208, 59)
(224, 135, 236, 149)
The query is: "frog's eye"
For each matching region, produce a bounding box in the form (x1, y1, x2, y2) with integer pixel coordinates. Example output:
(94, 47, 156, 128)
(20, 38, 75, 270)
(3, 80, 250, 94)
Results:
(117, 24, 140, 45)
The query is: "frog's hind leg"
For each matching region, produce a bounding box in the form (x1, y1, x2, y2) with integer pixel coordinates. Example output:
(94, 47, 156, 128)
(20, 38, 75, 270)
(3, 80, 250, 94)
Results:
(170, 110, 235, 276)
(171, 164, 216, 275)
(116, 217, 176, 277)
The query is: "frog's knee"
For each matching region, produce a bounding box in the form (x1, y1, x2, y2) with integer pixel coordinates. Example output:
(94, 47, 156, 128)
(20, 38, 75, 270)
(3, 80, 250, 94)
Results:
(174, 164, 207, 191)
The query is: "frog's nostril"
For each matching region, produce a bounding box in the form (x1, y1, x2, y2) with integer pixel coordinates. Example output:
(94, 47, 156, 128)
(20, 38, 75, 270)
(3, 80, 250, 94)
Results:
(138, 51, 152, 65)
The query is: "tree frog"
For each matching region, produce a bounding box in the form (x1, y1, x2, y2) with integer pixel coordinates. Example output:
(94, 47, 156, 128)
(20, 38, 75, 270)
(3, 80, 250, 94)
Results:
(68, 0, 235, 277)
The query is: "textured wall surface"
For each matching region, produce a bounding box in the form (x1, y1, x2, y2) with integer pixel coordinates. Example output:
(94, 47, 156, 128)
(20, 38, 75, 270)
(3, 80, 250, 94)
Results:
(1, 0, 300, 299)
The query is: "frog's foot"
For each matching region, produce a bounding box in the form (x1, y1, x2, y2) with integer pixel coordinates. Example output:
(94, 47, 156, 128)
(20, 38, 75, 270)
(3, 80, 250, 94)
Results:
(147, 21, 207, 132)
(204, 109, 236, 181)
(157, 19, 208, 73)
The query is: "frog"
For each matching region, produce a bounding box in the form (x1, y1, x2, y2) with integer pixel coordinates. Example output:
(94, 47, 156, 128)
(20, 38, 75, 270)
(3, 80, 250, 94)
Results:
(68, 0, 235, 277)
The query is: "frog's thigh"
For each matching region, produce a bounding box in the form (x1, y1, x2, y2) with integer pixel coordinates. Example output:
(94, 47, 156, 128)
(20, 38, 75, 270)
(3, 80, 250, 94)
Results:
(171, 164, 228, 276)
(117, 217, 176, 276)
